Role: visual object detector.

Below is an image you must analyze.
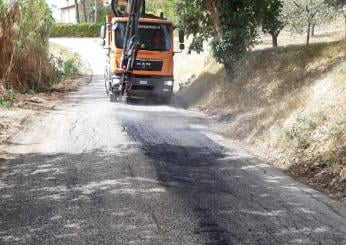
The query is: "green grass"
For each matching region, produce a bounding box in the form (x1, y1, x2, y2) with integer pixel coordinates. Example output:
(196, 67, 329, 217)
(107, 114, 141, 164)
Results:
(49, 42, 81, 83)
(0, 87, 15, 109)
(285, 117, 319, 149)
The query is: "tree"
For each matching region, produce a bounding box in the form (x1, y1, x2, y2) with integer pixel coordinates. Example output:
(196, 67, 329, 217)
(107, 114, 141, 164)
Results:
(74, 0, 80, 23)
(80, 0, 103, 23)
(283, 0, 335, 45)
(177, 0, 262, 80)
(146, 0, 177, 23)
(81, 0, 88, 22)
(326, 0, 346, 39)
(261, 0, 284, 48)
(325, 0, 346, 7)
(94, 0, 97, 23)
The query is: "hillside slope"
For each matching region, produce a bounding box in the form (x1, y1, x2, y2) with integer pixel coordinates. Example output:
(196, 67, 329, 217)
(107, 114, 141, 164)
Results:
(176, 41, 346, 201)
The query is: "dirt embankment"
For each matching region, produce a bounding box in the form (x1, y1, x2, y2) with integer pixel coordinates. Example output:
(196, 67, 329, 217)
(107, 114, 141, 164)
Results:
(175, 40, 346, 202)
(0, 44, 91, 159)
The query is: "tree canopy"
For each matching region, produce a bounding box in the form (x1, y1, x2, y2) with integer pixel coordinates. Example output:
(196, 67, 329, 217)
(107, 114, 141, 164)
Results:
(261, 0, 284, 47)
(177, 0, 263, 79)
(283, 0, 335, 45)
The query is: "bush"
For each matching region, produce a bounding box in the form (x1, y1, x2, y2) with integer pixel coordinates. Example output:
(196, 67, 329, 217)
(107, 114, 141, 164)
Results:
(50, 23, 102, 38)
(0, 87, 15, 108)
(50, 54, 81, 83)
(64, 57, 80, 76)
(0, 0, 54, 94)
(285, 117, 318, 149)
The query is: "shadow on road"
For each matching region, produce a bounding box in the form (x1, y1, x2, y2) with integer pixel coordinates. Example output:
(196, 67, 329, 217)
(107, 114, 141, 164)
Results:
(0, 144, 345, 244)
(122, 119, 346, 244)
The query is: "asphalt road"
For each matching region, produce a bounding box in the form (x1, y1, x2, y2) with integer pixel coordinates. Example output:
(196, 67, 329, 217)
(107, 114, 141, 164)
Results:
(0, 38, 345, 245)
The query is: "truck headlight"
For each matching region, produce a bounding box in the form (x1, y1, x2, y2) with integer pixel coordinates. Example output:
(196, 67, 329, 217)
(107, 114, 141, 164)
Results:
(164, 81, 173, 86)
(112, 77, 121, 86)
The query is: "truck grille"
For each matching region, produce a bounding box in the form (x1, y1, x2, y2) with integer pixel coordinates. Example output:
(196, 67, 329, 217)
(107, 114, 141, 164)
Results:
(131, 85, 154, 91)
(134, 59, 163, 71)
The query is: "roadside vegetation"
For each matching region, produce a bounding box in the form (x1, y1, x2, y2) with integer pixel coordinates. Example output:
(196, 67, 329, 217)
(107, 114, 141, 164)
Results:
(0, 0, 53, 99)
(173, 0, 346, 200)
(49, 0, 176, 38)
(1, 0, 345, 199)
(176, 40, 346, 200)
(0, 0, 82, 109)
(50, 23, 102, 38)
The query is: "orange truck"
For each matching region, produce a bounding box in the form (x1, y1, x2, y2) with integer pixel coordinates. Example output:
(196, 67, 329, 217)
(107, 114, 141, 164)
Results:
(100, 0, 185, 103)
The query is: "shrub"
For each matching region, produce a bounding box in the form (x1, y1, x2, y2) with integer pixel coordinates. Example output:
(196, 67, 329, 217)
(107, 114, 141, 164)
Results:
(63, 57, 80, 76)
(50, 23, 102, 38)
(0, 87, 15, 108)
(0, 0, 54, 95)
(50, 54, 81, 82)
(285, 117, 318, 149)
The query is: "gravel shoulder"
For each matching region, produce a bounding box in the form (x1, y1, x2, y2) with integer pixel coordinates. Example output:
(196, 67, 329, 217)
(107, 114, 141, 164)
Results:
(0, 43, 91, 160)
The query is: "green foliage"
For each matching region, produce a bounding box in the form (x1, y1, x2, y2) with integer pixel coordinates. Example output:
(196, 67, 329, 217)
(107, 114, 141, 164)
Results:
(97, 6, 112, 24)
(146, 0, 177, 23)
(50, 23, 102, 37)
(50, 55, 81, 82)
(0, 0, 54, 93)
(325, 0, 346, 8)
(177, 0, 261, 78)
(285, 117, 318, 149)
(0, 87, 15, 108)
(261, 0, 284, 47)
(63, 57, 81, 77)
(283, 0, 336, 45)
(329, 124, 343, 142)
(50, 56, 65, 82)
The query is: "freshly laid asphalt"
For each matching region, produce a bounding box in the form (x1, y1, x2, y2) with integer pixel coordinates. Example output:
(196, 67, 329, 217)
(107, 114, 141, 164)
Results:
(0, 39, 345, 245)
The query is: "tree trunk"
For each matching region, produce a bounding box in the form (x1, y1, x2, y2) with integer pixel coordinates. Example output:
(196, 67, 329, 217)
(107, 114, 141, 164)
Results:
(94, 0, 98, 23)
(271, 33, 278, 48)
(311, 24, 315, 36)
(306, 22, 311, 46)
(224, 63, 233, 82)
(74, 0, 80, 23)
(81, 0, 88, 22)
(344, 16, 346, 40)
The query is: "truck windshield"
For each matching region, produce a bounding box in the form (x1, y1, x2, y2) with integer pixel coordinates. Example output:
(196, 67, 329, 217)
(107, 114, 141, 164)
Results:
(115, 23, 171, 51)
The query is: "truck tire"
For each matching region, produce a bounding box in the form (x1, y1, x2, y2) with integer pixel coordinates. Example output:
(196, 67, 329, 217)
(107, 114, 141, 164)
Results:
(110, 94, 118, 103)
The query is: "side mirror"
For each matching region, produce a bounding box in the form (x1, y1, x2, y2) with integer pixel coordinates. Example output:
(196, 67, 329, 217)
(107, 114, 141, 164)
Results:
(179, 43, 185, 50)
(100, 25, 106, 39)
(179, 30, 185, 44)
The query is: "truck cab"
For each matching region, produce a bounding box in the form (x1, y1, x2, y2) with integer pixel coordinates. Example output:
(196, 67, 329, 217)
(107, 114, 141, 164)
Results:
(101, 14, 184, 103)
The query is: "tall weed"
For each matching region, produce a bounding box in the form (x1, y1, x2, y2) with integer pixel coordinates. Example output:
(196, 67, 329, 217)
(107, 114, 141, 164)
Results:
(0, 87, 15, 108)
(0, 0, 54, 97)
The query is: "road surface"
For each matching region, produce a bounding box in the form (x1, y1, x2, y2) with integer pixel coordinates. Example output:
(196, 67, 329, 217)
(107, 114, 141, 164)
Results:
(0, 39, 345, 245)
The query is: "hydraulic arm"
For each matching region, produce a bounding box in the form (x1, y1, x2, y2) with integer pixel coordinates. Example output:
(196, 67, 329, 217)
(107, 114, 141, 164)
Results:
(111, 0, 144, 72)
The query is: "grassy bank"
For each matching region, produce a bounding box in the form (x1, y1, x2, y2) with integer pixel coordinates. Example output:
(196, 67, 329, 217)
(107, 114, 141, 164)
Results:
(0, 43, 82, 109)
(176, 41, 346, 201)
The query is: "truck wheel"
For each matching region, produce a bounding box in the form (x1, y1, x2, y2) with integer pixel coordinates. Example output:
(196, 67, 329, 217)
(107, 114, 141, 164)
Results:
(110, 94, 118, 103)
